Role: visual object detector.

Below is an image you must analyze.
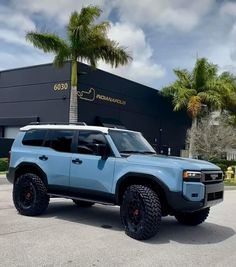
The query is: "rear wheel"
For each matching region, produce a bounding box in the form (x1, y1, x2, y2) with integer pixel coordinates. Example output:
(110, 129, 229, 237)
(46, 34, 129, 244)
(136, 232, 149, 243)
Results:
(120, 185, 162, 240)
(13, 173, 49, 216)
(73, 200, 95, 207)
(175, 208, 210, 226)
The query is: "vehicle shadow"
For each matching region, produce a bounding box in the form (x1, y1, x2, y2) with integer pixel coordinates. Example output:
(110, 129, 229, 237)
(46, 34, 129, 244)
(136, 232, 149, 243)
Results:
(41, 200, 235, 245)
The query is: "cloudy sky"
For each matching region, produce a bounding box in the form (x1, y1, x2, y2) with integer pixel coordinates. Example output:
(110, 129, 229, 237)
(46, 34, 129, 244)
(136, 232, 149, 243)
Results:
(1, 0, 236, 89)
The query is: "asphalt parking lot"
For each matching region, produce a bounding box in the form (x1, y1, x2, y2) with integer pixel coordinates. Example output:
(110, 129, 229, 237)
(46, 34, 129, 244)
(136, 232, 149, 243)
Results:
(0, 176, 236, 267)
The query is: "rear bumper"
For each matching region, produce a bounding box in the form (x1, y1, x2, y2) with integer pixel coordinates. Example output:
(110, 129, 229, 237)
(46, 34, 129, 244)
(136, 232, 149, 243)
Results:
(6, 167, 15, 183)
(167, 182, 224, 212)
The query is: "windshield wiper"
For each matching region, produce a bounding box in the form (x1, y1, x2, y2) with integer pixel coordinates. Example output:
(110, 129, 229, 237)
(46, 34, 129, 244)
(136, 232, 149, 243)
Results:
(119, 150, 156, 154)
(140, 151, 156, 154)
(119, 150, 141, 154)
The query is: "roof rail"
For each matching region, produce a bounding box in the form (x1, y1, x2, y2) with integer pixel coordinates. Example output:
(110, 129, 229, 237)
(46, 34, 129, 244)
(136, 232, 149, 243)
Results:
(29, 122, 87, 126)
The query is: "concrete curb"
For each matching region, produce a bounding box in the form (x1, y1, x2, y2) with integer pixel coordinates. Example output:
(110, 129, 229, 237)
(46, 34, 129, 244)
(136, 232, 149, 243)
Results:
(224, 186, 236, 190)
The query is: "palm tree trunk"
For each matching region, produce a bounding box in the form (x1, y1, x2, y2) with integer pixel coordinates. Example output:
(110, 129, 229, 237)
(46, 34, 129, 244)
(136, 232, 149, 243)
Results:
(188, 117, 197, 158)
(69, 60, 78, 123)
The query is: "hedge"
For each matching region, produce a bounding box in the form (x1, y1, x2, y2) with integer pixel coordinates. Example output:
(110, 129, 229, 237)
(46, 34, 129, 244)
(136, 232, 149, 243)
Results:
(0, 158, 8, 172)
(209, 159, 236, 172)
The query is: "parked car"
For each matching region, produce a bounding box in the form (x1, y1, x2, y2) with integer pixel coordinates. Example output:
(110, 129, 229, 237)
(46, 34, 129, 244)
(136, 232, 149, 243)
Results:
(7, 123, 224, 240)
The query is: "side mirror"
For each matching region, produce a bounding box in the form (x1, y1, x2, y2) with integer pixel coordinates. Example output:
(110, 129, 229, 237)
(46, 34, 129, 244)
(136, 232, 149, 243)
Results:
(94, 144, 109, 160)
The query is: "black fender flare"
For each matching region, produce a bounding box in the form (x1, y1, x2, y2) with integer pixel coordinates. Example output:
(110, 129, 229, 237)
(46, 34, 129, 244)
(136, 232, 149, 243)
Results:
(13, 162, 48, 187)
(115, 172, 170, 204)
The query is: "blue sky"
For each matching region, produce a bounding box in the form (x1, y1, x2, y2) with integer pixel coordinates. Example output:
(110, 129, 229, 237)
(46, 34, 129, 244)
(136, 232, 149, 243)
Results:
(1, 0, 236, 89)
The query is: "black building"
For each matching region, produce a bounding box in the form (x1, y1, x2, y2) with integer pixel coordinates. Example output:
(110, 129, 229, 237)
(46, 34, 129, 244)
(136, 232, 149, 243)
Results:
(0, 62, 191, 157)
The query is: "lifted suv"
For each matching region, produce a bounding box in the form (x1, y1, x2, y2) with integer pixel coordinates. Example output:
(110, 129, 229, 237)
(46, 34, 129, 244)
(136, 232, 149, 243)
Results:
(7, 124, 224, 240)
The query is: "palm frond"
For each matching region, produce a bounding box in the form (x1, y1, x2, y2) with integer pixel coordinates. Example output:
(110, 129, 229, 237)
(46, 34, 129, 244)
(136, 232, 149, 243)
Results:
(173, 69, 192, 87)
(92, 21, 110, 35)
(78, 6, 101, 26)
(173, 87, 196, 111)
(26, 32, 69, 53)
(161, 84, 178, 97)
(198, 91, 222, 109)
(97, 41, 132, 67)
(193, 58, 218, 92)
(53, 48, 71, 67)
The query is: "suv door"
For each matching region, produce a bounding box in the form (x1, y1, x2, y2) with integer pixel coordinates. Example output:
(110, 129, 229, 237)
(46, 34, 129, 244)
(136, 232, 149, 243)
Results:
(37, 130, 75, 187)
(70, 130, 115, 196)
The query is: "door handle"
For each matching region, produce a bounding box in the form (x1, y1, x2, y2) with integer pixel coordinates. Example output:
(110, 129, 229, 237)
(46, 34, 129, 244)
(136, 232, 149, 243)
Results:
(72, 158, 83, 164)
(39, 155, 48, 161)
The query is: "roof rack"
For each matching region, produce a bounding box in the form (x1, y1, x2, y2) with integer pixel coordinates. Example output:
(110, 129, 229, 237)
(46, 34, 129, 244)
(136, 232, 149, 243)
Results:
(29, 122, 87, 126)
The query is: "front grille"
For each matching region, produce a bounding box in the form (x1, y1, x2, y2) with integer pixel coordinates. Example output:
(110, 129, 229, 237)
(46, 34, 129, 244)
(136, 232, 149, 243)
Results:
(202, 171, 223, 184)
(207, 191, 223, 201)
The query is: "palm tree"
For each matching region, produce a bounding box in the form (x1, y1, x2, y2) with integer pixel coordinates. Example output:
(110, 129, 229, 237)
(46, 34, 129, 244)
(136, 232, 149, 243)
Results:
(161, 58, 236, 157)
(26, 6, 132, 123)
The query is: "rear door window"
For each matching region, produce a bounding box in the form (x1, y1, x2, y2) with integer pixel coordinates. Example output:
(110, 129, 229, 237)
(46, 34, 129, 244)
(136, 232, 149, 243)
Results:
(45, 130, 74, 153)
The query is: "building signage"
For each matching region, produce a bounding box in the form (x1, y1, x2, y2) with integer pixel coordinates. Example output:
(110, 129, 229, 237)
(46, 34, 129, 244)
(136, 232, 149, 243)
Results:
(53, 83, 68, 91)
(77, 88, 95, 101)
(77, 88, 126, 106)
(53, 83, 126, 106)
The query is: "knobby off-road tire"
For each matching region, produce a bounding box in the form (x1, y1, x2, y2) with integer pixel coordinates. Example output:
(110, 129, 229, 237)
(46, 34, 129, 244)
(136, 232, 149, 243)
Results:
(120, 185, 162, 240)
(175, 207, 210, 226)
(13, 173, 49, 216)
(73, 200, 95, 207)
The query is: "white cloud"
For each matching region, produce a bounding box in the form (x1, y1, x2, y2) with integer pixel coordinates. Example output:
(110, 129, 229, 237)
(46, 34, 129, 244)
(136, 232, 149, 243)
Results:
(98, 23, 165, 88)
(0, 4, 35, 46)
(0, 10, 35, 32)
(114, 0, 215, 32)
(13, 0, 110, 25)
(220, 1, 236, 16)
(0, 51, 53, 71)
(0, 29, 30, 46)
(10, 0, 215, 32)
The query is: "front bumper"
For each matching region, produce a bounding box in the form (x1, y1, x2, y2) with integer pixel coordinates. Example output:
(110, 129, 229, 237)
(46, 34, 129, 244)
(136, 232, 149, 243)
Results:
(167, 181, 224, 212)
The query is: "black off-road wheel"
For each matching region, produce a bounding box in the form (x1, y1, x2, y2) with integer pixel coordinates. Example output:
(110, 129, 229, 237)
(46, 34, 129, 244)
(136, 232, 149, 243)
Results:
(73, 200, 95, 207)
(13, 173, 49, 216)
(120, 185, 162, 240)
(175, 207, 210, 226)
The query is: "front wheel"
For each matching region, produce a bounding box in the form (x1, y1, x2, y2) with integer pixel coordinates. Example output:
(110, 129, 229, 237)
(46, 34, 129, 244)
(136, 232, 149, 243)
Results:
(175, 208, 210, 226)
(120, 185, 162, 240)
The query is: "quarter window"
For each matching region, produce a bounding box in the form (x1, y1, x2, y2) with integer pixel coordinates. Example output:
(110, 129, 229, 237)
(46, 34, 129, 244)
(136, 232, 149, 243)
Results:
(22, 130, 47, 146)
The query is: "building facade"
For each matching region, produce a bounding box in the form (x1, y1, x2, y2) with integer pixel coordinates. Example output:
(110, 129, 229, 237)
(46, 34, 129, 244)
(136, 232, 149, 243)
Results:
(0, 62, 191, 157)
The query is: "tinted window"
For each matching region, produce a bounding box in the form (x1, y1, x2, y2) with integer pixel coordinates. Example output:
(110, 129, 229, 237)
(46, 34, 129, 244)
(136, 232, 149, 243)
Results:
(45, 130, 74, 153)
(77, 131, 108, 155)
(22, 130, 47, 146)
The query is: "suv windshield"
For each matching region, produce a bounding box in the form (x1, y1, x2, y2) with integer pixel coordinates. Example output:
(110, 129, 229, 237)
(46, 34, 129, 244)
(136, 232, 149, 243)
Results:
(109, 130, 156, 155)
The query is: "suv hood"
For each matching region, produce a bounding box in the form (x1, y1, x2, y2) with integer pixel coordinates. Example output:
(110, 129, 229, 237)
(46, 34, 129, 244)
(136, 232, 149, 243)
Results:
(126, 154, 220, 171)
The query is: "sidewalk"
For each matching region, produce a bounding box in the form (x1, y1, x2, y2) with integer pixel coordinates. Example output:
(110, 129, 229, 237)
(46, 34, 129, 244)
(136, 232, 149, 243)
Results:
(224, 185, 236, 190)
(0, 176, 9, 185)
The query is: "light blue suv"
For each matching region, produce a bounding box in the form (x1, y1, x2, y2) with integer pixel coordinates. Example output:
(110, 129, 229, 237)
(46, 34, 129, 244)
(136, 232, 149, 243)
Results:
(7, 124, 224, 240)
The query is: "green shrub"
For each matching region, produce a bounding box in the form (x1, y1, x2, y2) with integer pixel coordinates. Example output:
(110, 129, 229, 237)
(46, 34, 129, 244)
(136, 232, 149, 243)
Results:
(0, 158, 8, 172)
(214, 163, 227, 172)
(210, 159, 236, 168)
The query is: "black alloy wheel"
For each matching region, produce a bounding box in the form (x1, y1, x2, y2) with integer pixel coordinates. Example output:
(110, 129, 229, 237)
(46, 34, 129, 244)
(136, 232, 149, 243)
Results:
(120, 184, 162, 240)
